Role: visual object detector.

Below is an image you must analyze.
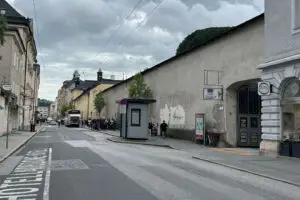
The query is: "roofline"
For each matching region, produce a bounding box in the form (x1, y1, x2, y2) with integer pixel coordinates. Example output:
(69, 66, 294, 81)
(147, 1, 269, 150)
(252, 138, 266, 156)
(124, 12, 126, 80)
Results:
(73, 83, 99, 101)
(6, 26, 25, 51)
(101, 13, 264, 94)
(7, 16, 38, 58)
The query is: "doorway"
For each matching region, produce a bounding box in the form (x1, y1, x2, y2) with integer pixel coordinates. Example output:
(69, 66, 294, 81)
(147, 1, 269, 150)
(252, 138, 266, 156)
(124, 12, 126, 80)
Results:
(237, 84, 261, 147)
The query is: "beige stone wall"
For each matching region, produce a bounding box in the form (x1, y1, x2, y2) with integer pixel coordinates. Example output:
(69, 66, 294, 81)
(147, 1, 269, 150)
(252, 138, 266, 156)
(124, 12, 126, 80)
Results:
(102, 17, 264, 145)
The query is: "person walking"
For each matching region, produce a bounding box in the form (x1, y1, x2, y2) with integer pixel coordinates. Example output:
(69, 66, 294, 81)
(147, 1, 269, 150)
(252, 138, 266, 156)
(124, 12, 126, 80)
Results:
(160, 120, 168, 139)
(57, 119, 61, 128)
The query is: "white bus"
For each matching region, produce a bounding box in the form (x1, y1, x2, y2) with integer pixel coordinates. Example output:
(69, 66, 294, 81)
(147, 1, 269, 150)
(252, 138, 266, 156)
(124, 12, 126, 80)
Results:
(65, 110, 81, 127)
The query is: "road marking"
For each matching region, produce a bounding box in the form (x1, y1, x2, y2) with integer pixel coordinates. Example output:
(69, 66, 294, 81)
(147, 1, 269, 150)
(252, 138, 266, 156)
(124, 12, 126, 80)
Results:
(209, 148, 251, 156)
(0, 148, 51, 200)
(43, 148, 52, 200)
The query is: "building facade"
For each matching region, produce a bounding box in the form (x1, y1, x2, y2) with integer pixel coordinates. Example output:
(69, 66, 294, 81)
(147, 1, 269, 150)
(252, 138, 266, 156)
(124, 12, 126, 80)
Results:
(49, 102, 57, 119)
(101, 15, 264, 147)
(72, 70, 120, 120)
(0, 0, 39, 134)
(259, 0, 300, 156)
(37, 106, 48, 119)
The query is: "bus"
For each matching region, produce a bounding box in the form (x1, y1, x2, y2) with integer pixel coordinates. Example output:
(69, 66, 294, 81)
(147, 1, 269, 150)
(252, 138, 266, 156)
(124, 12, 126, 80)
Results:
(64, 110, 81, 127)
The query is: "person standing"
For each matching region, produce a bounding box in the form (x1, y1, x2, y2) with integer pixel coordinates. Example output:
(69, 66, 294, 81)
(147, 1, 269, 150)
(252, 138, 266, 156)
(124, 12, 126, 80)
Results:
(160, 120, 168, 139)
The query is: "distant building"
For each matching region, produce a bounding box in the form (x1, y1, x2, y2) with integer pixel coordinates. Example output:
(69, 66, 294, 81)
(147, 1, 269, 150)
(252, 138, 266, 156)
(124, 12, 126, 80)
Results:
(49, 102, 57, 119)
(37, 107, 49, 119)
(72, 69, 121, 120)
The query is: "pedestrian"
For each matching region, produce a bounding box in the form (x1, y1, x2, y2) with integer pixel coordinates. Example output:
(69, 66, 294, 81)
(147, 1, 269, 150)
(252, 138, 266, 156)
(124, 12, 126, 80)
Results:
(88, 119, 92, 129)
(57, 119, 61, 128)
(160, 120, 168, 139)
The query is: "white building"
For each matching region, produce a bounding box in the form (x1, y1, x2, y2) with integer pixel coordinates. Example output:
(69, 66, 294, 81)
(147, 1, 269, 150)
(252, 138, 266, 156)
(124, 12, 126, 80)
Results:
(37, 106, 49, 119)
(49, 102, 57, 119)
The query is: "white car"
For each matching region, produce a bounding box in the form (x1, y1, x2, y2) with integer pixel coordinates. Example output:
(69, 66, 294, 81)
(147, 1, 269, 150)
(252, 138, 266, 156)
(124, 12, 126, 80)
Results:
(49, 120, 57, 125)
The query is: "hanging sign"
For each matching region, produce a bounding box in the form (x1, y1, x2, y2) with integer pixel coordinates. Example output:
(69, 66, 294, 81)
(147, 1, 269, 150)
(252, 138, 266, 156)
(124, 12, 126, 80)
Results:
(195, 113, 205, 140)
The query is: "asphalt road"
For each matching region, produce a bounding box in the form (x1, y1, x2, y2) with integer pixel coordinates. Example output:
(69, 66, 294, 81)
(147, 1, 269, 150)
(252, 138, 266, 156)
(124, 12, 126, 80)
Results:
(0, 126, 299, 200)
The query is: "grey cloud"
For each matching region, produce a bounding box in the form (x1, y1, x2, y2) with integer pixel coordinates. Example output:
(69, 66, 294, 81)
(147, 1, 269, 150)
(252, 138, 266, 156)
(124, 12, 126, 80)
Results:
(12, 0, 263, 100)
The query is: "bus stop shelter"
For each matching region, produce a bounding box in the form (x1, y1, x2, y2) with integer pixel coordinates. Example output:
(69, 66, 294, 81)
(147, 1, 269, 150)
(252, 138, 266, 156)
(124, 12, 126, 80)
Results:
(117, 98, 156, 139)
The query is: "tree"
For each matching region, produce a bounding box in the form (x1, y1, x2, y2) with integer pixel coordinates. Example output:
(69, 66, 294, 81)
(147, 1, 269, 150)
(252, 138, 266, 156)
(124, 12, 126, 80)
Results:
(38, 98, 53, 107)
(176, 27, 232, 55)
(60, 103, 75, 117)
(94, 92, 105, 118)
(128, 73, 152, 99)
(0, 16, 7, 45)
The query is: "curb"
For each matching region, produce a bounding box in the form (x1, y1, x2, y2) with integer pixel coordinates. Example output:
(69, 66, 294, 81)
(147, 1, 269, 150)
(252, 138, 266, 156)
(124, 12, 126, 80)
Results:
(82, 127, 120, 138)
(106, 138, 175, 149)
(0, 126, 45, 164)
(192, 155, 300, 187)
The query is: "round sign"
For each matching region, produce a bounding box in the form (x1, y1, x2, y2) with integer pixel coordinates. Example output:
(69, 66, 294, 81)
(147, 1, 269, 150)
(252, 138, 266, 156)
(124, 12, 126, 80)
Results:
(258, 82, 270, 95)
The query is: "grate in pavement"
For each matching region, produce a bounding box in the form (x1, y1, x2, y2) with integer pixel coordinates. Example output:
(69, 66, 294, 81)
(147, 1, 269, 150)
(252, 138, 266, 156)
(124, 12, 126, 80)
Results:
(51, 159, 89, 171)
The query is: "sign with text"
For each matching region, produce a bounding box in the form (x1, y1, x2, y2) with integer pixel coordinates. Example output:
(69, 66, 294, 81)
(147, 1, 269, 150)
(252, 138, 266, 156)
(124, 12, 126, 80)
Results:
(195, 113, 205, 140)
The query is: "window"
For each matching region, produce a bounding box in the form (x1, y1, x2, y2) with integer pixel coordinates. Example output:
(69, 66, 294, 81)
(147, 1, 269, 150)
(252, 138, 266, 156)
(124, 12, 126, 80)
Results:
(292, 0, 300, 33)
(131, 108, 141, 126)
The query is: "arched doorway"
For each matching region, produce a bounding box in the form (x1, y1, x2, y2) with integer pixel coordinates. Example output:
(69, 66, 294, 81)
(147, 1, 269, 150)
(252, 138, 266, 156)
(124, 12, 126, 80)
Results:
(237, 84, 261, 147)
(281, 78, 300, 142)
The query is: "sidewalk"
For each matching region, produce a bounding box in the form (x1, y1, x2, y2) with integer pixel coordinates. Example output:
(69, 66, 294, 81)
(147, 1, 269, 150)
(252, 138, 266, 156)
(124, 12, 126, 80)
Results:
(0, 125, 44, 163)
(97, 129, 300, 187)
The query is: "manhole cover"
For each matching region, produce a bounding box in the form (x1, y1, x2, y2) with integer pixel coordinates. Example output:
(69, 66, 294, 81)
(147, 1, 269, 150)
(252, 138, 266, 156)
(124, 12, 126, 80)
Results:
(51, 159, 89, 171)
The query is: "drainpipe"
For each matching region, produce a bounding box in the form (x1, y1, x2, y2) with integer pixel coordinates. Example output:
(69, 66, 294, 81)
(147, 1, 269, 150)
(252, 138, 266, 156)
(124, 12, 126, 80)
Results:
(22, 39, 31, 130)
(31, 64, 39, 124)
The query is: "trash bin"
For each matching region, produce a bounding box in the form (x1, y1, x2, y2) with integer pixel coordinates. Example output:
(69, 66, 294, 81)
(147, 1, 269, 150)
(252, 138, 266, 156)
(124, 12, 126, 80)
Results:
(30, 124, 35, 132)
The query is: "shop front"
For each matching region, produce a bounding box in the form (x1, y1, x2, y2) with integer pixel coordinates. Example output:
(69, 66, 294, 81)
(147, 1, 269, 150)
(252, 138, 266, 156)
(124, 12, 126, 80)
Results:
(280, 78, 300, 158)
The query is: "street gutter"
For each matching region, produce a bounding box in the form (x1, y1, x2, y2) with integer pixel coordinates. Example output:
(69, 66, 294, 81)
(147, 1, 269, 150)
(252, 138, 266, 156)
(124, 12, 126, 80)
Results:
(192, 155, 300, 188)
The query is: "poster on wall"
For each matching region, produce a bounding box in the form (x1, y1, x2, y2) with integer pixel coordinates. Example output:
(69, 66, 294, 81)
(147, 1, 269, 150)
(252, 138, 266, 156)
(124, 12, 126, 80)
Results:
(195, 113, 205, 140)
(203, 88, 223, 100)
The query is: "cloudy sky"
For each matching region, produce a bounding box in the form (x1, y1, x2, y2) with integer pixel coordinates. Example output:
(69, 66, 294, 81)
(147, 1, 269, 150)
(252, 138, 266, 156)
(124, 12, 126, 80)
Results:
(9, 0, 264, 101)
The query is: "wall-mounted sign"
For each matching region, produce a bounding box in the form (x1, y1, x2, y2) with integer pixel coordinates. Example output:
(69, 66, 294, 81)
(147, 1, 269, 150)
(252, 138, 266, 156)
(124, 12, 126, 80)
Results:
(1, 85, 12, 91)
(195, 113, 205, 140)
(203, 88, 223, 100)
(119, 104, 126, 114)
(258, 82, 271, 96)
(0, 105, 4, 110)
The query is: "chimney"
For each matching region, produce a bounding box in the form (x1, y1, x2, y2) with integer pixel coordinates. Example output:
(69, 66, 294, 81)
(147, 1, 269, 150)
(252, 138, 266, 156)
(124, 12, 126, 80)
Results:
(97, 68, 103, 81)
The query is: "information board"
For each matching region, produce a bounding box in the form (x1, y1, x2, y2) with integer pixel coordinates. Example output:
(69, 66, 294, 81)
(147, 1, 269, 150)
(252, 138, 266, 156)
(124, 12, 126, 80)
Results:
(195, 113, 205, 140)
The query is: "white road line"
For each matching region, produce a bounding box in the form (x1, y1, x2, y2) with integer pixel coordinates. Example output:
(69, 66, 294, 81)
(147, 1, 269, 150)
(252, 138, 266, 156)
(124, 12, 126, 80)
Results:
(43, 148, 52, 200)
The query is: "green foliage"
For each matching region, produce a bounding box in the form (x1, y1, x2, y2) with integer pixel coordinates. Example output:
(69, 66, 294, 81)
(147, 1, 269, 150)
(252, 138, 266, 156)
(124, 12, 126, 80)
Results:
(128, 73, 152, 99)
(176, 27, 232, 55)
(60, 103, 75, 117)
(38, 98, 52, 107)
(94, 92, 105, 118)
(0, 16, 7, 46)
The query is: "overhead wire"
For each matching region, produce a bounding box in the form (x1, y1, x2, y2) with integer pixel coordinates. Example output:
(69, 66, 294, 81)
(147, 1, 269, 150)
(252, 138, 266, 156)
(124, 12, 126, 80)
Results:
(115, 0, 165, 53)
(32, 0, 45, 68)
(92, 0, 145, 60)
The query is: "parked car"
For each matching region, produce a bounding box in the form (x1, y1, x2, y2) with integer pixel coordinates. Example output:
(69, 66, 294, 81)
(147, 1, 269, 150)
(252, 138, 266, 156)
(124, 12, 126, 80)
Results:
(49, 120, 57, 125)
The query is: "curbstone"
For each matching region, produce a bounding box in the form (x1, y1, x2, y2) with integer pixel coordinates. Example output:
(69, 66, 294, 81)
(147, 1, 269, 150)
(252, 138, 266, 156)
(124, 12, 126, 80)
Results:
(106, 138, 175, 149)
(0, 126, 45, 164)
(192, 155, 300, 188)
